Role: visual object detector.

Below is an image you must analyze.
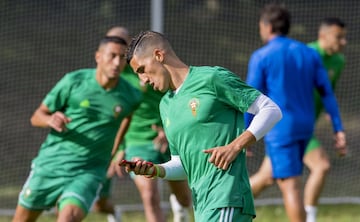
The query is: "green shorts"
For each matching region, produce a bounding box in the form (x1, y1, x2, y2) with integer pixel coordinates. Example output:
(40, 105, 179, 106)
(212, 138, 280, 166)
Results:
(18, 169, 103, 214)
(195, 207, 253, 222)
(99, 177, 112, 198)
(305, 136, 321, 154)
(125, 142, 171, 164)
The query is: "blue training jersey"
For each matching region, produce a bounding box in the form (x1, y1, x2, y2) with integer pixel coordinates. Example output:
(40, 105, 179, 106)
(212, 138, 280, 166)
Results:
(246, 36, 343, 145)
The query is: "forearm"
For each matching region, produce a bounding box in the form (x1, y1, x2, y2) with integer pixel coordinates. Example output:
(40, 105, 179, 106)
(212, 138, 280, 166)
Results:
(111, 115, 132, 156)
(30, 105, 52, 128)
(230, 130, 257, 152)
(321, 95, 344, 132)
(246, 94, 282, 140)
(159, 155, 187, 180)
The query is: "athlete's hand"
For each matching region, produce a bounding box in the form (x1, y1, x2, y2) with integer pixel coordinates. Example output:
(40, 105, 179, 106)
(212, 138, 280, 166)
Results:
(152, 125, 168, 153)
(334, 131, 347, 157)
(48, 111, 71, 132)
(203, 144, 241, 170)
(246, 147, 254, 157)
(108, 150, 126, 178)
(119, 159, 156, 177)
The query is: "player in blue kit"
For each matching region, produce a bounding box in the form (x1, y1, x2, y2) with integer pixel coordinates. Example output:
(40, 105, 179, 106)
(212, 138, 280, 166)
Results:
(246, 4, 347, 222)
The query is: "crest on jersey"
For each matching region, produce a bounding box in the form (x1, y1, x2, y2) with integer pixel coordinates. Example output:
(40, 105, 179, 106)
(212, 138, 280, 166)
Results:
(188, 98, 200, 117)
(113, 105, 122, 118)
(328, 69, 335, 78)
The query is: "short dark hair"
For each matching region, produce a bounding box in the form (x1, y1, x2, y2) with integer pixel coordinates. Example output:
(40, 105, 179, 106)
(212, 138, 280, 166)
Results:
(126, 31, 169, 64)
(126, 31, 147, 64)
(260, 3, 291, 35)
(98, 36, 128, 49)
(320, 17, 346, 28)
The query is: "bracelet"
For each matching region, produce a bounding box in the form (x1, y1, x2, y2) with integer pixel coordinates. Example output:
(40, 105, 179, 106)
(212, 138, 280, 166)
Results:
(145, 164, 160, 179)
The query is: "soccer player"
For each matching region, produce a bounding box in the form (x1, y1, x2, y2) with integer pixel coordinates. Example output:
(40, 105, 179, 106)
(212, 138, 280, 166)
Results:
(12, 36, 142, 222)
(121, 30, 283, 222)
(249, 17, 348, 222)
(246, 4, 347, 222)
(91, 26, 134, 222)
(94, 26, 192, 222)
(304, 17, 347, 222)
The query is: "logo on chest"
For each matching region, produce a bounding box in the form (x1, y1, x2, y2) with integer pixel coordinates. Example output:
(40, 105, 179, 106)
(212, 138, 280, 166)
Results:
(188, 98, 200, 117)
(80, 99, 90, 108)
(113, 105, 122, 118)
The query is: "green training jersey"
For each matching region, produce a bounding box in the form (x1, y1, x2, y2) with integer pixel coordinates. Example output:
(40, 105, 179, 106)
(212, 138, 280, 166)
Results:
(121, 65, 165, 145)
(308, 41, 345, 119)
(160, 66, 260, 215)
(32, 69, 142, 177)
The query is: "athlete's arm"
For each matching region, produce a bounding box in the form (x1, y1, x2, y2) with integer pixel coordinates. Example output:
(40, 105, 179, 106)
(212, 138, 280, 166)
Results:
(203, 94, 282, 170)
(246, 94, 282, 140)
(152, 125, 169, 153)
(160, 155, 187, 180)
(30, 103, 71, 132)
(111, 115, 132, 156)
(119, 155, 187, 180)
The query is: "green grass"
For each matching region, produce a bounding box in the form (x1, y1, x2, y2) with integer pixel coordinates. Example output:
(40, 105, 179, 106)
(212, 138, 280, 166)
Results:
(1, 204, 359, 222)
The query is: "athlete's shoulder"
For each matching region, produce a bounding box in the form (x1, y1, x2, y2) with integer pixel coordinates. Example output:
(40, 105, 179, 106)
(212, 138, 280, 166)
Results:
(191, 65, 232, 78)
(64, 68, 95, 81)
(190, 65, 218, 73)
(54, 69, 95, 88)
(333, 53, 346, 64)
(250, 37, 291, 61)
(307, 41, 318, 49)
(287, 37, 312, 53)
(119, 76, 143, 102)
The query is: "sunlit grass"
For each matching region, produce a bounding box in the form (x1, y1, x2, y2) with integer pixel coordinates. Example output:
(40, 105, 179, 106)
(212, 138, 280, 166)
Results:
(1, 204, 359, 222)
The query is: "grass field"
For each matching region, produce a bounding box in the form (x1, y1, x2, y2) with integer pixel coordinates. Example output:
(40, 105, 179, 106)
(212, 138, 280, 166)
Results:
(1, 204, 359, 222)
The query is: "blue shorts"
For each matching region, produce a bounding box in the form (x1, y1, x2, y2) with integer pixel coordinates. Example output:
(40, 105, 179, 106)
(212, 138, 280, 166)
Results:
(266, 139, 308, 179)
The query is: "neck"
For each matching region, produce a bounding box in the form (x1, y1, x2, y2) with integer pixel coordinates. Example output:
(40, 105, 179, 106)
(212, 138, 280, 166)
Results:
(164, 55, 189, 91)
(263, 33, 278, 44)
(95, 71, 119, 90)
(318, 40, 333, 55)
(268, 33, 279, 41)
(168, 61, 189, 91)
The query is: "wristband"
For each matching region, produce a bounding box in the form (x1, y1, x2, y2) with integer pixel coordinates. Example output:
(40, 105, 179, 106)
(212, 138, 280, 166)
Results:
(145, 164, 160, 179)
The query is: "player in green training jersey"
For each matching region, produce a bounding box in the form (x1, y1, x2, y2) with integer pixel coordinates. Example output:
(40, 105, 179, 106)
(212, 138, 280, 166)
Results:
(120, 30, 282, 222)
(12, 36, 142, 222)
(249, 17, 347, 222)
(117, 66, 192, 222)
(304, 17, 347, 222)
(96, 26, 192, 222)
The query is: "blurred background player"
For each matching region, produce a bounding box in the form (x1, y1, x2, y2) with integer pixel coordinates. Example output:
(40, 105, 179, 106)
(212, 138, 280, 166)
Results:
(304, 17, 347, 222)
(246, 4, 347, 222)
(12, 36, 141, 222)
(91, 26, 133, 222)
(248, 17, 347, 222)
(93, 26, 192, 222)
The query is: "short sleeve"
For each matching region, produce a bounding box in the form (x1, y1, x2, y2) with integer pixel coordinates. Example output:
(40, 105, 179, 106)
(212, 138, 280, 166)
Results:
(212, 67, 260, 113)
(43, 74, 72, 112)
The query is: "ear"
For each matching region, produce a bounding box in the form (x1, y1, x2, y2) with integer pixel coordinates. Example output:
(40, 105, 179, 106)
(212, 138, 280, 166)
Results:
(95, 51, 101, 63)
(318, 28, 327, 40)
(266, 23, 273, 34)
(154, 49, 164, 63)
